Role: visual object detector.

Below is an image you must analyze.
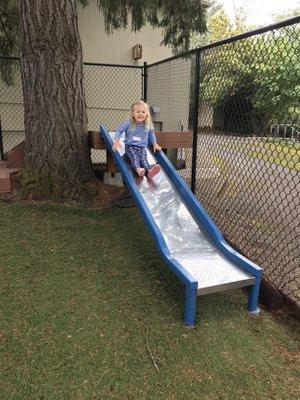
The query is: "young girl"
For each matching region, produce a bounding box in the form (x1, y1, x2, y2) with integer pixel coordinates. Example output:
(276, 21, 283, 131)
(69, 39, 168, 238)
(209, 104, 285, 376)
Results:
(112, 100, 162, 178)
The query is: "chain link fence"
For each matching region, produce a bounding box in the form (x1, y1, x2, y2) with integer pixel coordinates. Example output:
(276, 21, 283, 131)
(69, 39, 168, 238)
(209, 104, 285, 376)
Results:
(84, 63, 143, 163)
(0, 57, 24, 157)
(147, 55, 195, 180)
(147, 18, 300, 308)
(0, 17, 299, 309)
(0, 59, 143, 163)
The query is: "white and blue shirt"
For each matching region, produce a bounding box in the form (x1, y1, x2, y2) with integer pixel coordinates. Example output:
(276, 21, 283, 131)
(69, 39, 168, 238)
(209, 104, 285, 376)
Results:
(115, 120, 157, 147)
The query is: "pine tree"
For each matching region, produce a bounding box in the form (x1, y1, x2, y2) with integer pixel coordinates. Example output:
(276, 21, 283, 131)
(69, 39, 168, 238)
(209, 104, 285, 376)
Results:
(97, 0, 207, 52)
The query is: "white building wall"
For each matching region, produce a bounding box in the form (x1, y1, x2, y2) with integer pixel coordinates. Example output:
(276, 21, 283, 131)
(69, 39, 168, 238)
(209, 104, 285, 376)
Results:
(148, 58, 193, 132)
(77, 1, 173, 65)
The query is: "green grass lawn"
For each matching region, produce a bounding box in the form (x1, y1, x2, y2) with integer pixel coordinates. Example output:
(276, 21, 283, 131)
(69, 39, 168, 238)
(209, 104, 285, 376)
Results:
(0, 201, 299, 400)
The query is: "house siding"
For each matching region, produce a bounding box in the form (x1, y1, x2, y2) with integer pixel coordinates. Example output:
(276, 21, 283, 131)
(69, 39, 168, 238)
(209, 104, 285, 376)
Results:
(77, 0, 173, 65)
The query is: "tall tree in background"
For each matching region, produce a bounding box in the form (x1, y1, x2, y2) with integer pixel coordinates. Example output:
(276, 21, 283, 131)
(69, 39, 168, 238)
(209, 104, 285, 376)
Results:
(191, 1, 248, 48)
(1, 0, 207, 201)
(199, 19, 300, 134)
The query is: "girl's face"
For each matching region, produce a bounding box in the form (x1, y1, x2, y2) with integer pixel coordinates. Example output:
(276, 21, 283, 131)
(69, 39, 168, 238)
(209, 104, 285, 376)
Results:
(132, 105, 147, 123)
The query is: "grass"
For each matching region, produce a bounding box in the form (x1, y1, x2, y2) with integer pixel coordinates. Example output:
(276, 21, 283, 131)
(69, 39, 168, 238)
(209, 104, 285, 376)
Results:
(0, 201, 299, 400)
(250, 138, 300, 171)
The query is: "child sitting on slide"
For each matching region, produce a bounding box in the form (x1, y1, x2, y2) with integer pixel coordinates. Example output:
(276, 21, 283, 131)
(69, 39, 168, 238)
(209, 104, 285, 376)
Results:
(112, 100, 162, 178)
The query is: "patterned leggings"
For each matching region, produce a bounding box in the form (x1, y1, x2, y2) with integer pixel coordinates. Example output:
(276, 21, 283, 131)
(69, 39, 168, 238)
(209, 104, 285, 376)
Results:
(125, 145, 151, 171)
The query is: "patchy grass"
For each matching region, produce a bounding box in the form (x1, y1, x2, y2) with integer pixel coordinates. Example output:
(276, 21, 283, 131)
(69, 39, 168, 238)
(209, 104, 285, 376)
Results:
(250, 138, 300, 171)
(0, 202, 299, 400)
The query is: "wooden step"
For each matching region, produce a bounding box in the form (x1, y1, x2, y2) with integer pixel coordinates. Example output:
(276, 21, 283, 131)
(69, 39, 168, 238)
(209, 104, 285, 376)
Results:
(0, 160, 8, 168)
(6, 141, 25, 169)
(0, 166, 21, 194)
(0, 172, 11, 194)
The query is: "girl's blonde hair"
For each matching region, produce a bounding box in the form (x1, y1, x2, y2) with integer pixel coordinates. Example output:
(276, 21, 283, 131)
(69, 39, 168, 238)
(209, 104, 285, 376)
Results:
(130, 100, 153, 131)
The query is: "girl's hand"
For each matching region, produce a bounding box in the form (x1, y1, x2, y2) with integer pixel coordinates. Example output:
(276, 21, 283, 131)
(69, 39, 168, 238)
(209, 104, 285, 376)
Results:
(153, 142, 162, 153)
(112, 140, 121, 152)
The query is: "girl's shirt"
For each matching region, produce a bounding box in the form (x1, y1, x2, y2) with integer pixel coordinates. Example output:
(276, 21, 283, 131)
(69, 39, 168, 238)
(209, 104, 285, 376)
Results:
(115, 120, 157, 147)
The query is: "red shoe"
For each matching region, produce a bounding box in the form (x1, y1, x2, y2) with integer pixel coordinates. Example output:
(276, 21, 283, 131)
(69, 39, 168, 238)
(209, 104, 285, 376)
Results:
(136, 167, 145, 177)
(147, 164, 161, 178)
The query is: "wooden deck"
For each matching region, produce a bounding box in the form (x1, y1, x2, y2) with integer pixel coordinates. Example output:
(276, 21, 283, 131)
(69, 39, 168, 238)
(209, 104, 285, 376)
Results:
(0, 162, 21, 194)
(0, 142, 24, 194)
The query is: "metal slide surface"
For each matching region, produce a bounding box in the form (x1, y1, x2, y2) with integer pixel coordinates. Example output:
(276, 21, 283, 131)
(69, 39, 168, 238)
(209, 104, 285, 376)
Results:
(102, 128, 261, 295)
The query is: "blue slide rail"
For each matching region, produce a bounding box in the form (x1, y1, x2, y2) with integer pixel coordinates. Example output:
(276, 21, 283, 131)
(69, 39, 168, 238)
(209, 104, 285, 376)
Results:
(100, 124, 262, 326)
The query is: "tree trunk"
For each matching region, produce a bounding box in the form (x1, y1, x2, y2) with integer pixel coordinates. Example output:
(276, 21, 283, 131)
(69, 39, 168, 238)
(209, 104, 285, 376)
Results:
(19, 0, 94, 200)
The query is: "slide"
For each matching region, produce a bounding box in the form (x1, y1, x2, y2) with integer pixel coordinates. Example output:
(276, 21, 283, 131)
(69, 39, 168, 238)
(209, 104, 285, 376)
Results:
(100, 124, 262, 326)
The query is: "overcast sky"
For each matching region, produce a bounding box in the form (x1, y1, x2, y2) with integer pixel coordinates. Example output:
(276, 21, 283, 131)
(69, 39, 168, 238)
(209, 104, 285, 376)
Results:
(221, 0, 299, 26)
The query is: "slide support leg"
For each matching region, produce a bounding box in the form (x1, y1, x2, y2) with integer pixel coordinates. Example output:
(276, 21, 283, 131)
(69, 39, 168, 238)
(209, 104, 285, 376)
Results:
(247, 276, 261, 315)
(184, 286, 197, 327)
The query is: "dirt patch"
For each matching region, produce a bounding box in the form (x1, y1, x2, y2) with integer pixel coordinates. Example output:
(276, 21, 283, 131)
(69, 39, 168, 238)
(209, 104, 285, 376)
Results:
(88, 180, 127, 208)
(0, 174, 128, 209)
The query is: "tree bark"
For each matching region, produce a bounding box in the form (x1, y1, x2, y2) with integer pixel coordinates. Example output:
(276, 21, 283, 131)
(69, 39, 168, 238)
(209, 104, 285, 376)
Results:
(19, 0, 94, 200)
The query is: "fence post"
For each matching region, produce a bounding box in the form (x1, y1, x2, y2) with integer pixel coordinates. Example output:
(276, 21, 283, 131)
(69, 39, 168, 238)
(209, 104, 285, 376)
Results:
(191, 51, 201, 194)
(0, 117, 4, 161)
(143, 61, 147, 102)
